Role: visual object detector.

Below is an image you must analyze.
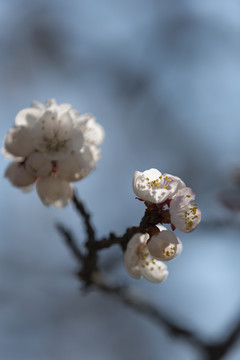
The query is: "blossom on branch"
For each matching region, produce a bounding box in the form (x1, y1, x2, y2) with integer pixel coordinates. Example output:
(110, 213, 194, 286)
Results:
(133, 168, 201, 233)
(3, 99, 104, 207)
(124, 232, 168, 283)
(133, 168, 185, 204)
(148, 225, 182, 261)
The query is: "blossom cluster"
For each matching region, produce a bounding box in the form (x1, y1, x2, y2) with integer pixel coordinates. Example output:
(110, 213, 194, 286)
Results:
(124, 168, 201, 283)
(3, 99, 104, 207)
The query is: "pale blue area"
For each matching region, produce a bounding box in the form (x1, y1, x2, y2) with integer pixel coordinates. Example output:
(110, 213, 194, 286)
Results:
(0, 0, 240, 359)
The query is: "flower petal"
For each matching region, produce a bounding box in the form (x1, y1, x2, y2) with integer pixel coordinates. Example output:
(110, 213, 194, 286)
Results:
(57, 151, 91, 182)
(148, 226, 182, 261)
(77, 114, 105, 146)
(4, 126, 35, 157)
(5, 162, 36, 188)
(36, 176, 73, 208)
(133, 169, 183, 204)
(140, 260, 168, 283)
(124, 233, 149, 280)
(15, 107, 41, 126)
(170, 187, 201, 233)
(25, 152, 53, 177)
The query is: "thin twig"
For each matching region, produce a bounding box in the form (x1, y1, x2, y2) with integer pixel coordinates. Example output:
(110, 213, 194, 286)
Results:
(91, 209, 161, 251)
(93, 279, 203, 346)
(56, 223, 84, 262)
(91, 278, 240, 360)
(57, 195, 240, 360)
(205, 319, 240, 360)
(73, 192, 96, 243)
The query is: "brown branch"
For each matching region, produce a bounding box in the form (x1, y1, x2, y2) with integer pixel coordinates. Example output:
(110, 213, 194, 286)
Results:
(73, 192, 96, 243)
(205, 319, 240, 360)
(56, 218, 202, 350)
(92, 278, 203, 349)
(57, 194, 240, 360)
(90, 279, 240, 360)
(90, 209, 161, 252)
(56, 223, 84, 262)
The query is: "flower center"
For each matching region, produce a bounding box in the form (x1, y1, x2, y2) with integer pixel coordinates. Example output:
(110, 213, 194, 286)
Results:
(184, 202, 199, 231)
(43, 136, 70, 153)
(146, 175, 172, 190)
(162, 244, 176, 258)
(136, 246, 161, 271)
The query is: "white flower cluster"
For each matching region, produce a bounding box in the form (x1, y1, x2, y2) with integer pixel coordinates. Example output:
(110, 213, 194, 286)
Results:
(133, 168, 201, 233)
(124, 225, 181, 283)
(124, 168, 201, 283)
(3, 99, 104, 207)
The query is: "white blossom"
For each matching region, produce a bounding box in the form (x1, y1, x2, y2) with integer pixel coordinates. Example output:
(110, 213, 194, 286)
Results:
(124, 232, 168, 283)
(169, 187, 201, 232)
(133, 168, 185, 204)
(148, 225, 182, 261)
(36, 175, 73, 208)
(5, 162, 36, 188)
(3, 99, 104, 207)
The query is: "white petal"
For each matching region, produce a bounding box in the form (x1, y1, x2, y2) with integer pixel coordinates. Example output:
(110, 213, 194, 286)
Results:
(79, 145, 101, 171)
(15, 107, 41, 126)
(140, 259, 168, 283)
(25, 152, 53, 177)
(4, 126, 35, 157)
(84, 119, 104, 146)
(142, 168, 162, 180)
(57, 103, 72, 115)
(57, 151, 92, 182)
(71, 127, 85, 153)
(36, 176, 73, 208)
(45, 98, 57, 108)
(163, 173, 186, 192)
(31, 101, 44, 110)
(123, 252, 142, 279)
(76, 113, 92, 124)
(45, 99, 72, 116)
(170, 205, 201, 233)
(127, 232, 149, 249)
(148, 227, 182, 261)
(5, 162, 36, 188)
(77, 114, 104, 146)
(170, 187, 201, 233)
(124, 233, 149, 280)
(1, 146, 21, 160)
(133, 169, 183, 204)
(170, 187, 195, 210)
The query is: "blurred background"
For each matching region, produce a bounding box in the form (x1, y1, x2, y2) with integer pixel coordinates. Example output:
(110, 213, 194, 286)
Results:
(0, 0, 240, 359)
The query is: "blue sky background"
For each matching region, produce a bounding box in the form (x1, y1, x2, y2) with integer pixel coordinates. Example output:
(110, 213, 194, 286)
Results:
(0, 0, 240, 359)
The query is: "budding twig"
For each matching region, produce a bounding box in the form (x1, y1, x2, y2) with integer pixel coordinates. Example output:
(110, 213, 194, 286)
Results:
(91, 209, 161, 252)
(57, 193, 240, 360)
